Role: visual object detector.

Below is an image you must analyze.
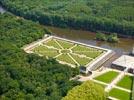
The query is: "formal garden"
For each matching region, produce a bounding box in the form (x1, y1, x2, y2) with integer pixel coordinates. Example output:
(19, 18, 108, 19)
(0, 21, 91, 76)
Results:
(93, 71, 133, 100)
(29, 37, 104, 67)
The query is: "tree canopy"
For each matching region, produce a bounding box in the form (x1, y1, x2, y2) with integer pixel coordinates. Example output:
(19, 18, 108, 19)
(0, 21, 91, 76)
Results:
(62, 81, 106, 100)
(0, 13, 80, 100)
(1, 0, 134, 36)
(96, 32, 119, 42)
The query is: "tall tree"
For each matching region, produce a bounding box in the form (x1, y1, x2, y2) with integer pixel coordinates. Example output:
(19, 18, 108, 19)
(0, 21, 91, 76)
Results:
(62, 81, 106, 100)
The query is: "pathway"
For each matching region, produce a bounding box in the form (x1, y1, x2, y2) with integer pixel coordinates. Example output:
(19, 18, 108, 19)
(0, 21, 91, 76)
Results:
(105, 67, 130, 92)
(54, 39, 64, 49)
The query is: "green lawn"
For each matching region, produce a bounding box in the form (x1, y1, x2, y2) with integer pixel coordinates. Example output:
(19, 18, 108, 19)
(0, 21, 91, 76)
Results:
(56, 54, 76, 65)
(109, 88, 131, 100)
(56, 39, 74, 49)
(74, 51, 102, 59)
(72, 45, 103, 59)
(94, 71, 119, 83)
(44, 39, 61, 49)
(117, 75, 133, 90)
(33, 45, 59, 57)
(70, 53, 92, 66)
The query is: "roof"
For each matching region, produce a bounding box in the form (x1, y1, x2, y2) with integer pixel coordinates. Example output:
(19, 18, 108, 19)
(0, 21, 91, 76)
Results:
(112, 55, 134, 68)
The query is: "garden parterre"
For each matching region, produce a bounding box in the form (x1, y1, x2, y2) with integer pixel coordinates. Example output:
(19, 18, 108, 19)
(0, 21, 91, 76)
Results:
(28, 36, 105, 67)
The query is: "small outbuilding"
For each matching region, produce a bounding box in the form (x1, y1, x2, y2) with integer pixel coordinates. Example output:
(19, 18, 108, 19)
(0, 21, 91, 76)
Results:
(112, 55, 134, 73)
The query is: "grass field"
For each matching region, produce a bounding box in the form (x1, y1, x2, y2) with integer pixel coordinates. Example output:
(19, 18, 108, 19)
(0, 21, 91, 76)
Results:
(72, 45, 103, 58)
(116, 75, 133, 90)
(94, 71, 119, 83)
(94, 71, 133, 100)
(32, 38, 105, 67)
(56, 39, 74, 49)
(34, 45, 59, 57)
(109, 88, 131, 100)
(45, 39, 61, 49)
(70, 54, 92, 66)
(56, 54, 76, 65)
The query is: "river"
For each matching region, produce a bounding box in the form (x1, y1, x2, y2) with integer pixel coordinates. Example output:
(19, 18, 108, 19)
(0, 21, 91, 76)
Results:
(0, 5, 134, 55)
(46, 26, 134, 55)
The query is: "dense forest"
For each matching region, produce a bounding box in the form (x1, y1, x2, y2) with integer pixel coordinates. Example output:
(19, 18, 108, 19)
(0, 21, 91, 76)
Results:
(0, 0, 134, 36)
(0, 13, 80, 100)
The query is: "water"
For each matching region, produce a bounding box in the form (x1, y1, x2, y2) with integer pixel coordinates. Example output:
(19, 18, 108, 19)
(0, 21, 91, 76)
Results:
(46, 26, 134, 55)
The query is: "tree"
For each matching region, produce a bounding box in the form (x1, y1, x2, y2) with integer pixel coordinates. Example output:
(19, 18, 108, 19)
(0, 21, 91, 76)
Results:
(1, 0, 134, 36)
(96, 32, 119, 43)
(62, 81, 107, 100)
(107, 33, 119, 42)
(96, 32, 107, 41)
